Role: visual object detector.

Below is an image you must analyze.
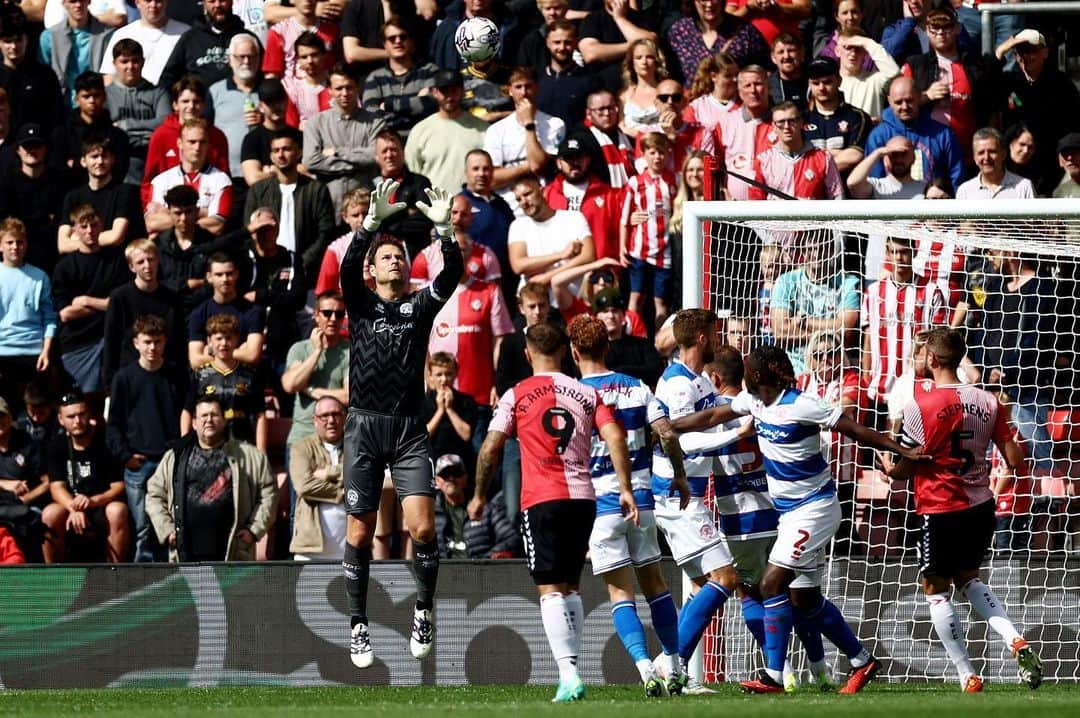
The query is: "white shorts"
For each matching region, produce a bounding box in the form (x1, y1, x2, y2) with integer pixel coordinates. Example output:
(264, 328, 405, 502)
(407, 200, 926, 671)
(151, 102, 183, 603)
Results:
(654, 495, 732, 578)
(589, 510, 662, 575)
(727, 536, 775, 586)
(768, 497, 840, 586)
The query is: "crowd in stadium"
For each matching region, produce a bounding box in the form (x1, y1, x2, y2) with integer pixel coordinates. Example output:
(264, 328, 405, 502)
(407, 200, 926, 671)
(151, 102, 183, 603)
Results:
(0, 0, 1078, 565)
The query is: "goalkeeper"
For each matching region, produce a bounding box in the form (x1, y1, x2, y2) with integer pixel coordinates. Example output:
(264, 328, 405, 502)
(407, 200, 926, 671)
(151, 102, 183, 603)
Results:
(338, 180, 462, 670)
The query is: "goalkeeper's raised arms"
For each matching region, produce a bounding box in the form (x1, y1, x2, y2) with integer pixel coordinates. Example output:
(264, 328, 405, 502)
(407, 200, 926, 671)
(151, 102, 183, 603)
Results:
(415, 186, 453, 236)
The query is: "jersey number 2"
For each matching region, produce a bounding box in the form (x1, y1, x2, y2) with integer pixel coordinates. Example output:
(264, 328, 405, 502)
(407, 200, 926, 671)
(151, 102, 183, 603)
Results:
(542, 407, 577, 455)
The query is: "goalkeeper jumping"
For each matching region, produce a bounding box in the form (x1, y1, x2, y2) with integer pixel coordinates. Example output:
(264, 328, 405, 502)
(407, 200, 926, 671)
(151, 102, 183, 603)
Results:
(339, 179, 462, 669)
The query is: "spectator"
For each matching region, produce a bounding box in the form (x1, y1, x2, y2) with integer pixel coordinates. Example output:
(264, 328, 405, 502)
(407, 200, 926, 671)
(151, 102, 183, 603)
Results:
(726, 0, 811, 50)
(514, 0, 570, 71)
(459, 149, 516, 299)
(40, 0, 127, 28)
(99, 0, 190, 86)
(14, 382, 61, 451)
(0, 124, 66, 270)
(900, 6, 996, 169)
(1053, 132, 1080, 200)
(58, 137, 142, 254)
(207, 32, 263, 196)
(717, 65, 774, 200)
(235, 207, 307, 373)
(535, 19, 594, 127)
(314, 187, 370, 295)
(428, 0, 516, 72)
(159, 0, 249, 89)
(233, 0, 269, 42)
(770, 236, 861, 375)
(544, 132, 624, 263)
(38, 0, 115, 105)
(282, 31, 331, 129)
(1004, 122, 1038, 182)
(749, 102, 843, 200)
(814, 0, 875, 70)
(769, 33, 808, 113)
(508, 174, 594, 289)
(550, 257, 648, 337)
(48, 71, 131, 189)
(621, 131, 675, 329)
(52, 204, 128, 396)
(106, 314, 183, 562)
(360, 17, 439, 140)
(0, 9, 64, 134)
(433, 452, 520, 559)
(141, 75, 231, 208)
(579, 88, 636, 189)
(0, 219, 56, 412)
(669, 148, 708, 302)
(619, 37, 665, 139)
(485, 66, 564, 214)
(183, 312, 267, 448)
(634, 78, 713, 176)
(0, 396, 50, 510)
(847, 134, 923, 198)
(592, 286, 663, 386)
(289, 394, 348, 560)
(240, 78, 296, 186)
(155, 184, 229, 315)
(997, 29, 1080, 195)
(423, 353, 478, 472)
(881, 0, 932, 62)
(339, 0, 431, 79)
(302, 62, 386, 214)
(667, 0, 767, 81)
(187, 252, 264, 367)
(262, 0, 338, 81)
(411, 194, 502, 289)
(578, 0, 664, 93)
(102, 239, 184, 385)
(836, 30, 900, 122)
(684, 52, 740, 152)
(105, 39, 172, 185)
(146, 118, 234, 236)
(244, 128, 336, 278)
(147, 394, 277, 562)
(956, 127, 1035, 199)
(864, 75, 964, 190)
(803, 57, 870, 178)
(42, 392, 129, 563)
(368, 129, 434, 259)
(404, 70, 487, 195)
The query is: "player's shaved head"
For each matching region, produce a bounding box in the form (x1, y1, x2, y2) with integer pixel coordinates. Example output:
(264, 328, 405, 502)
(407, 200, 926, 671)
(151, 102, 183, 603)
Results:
(673, 309, 718, 349)
(567, 314, 608, 360)
(525, 322, 568, 357)
(925, 327, 965, 370)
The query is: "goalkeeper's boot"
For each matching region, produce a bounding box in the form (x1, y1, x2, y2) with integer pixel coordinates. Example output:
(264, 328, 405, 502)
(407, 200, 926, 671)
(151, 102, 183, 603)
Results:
(410, 607, 435, 660)
(838, 655, 881, 695)
(551, 676, 586, 703)
(962, 675, 984, 693)
(740, 669, 784, 694)
(1012, 638, 1043, 690)
(350, 622, 375, 669)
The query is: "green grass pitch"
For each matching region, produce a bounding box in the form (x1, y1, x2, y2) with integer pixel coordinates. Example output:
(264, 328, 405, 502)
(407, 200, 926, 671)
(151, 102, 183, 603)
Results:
(1, 684, 1079, 718)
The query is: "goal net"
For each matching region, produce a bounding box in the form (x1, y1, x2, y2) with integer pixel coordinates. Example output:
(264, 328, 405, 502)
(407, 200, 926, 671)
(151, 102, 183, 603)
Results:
(682, 198, 1080, 686)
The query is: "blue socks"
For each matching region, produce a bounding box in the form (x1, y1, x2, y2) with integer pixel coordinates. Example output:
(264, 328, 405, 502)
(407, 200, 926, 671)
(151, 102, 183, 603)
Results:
(741, 595, 766, 648)
(612, 600, 649, 663)
(793, 606, 826, 663)
(678, 581, 730, 661)
(763, 593, 794, 673)
(805, 596, 863, 660)
(647, 591, 680, 658)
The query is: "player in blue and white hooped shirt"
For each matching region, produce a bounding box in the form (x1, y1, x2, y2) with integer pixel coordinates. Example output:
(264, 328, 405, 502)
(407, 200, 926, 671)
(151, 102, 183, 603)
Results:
(673, 344, 924, 695)
(568, 315, 689, 697)
(646, 310, 749, 685)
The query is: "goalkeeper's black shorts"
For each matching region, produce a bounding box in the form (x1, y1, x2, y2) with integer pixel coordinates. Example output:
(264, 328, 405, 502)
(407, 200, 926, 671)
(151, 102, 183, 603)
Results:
(342, 410, 435, 516)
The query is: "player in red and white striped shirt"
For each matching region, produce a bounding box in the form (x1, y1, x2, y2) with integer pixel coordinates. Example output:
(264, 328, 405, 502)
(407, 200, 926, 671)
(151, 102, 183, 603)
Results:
(145, 119, 233, 236)
(891, 327, 1042, 693)
(621, 132, 676, 331)
(861, 235, 948, 408)
(748, 102, 843, 201)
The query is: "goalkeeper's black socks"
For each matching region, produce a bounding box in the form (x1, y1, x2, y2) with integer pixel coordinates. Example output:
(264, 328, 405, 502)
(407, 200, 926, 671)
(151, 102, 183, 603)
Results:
(343, 541, 372, 626)
(412, 538, 440, 611)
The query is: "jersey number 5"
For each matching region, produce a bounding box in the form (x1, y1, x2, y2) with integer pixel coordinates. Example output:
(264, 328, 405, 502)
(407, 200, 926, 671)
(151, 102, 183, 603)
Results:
(950, 430, 975, 474)
(542, 407, 577, 455)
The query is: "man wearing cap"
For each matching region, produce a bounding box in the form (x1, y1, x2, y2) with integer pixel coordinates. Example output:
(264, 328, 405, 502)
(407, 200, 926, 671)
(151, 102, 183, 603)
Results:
(593, 287, 663, 387)
(405, 70, 488, 195)
(804, 57, 870, 178)
(997, 28, 1080, 194)
(956, 127, 1035, 199)
(847, 135, 923, 199)
(0, 124, 65, 272)
(433, 452, 520, 559)
(536, 19, 595, 126)
(289, 396, 348, 561)
(544, 132, 623, 263)
(99, 0, 190, 86)
(1053, 133, 1080, 199)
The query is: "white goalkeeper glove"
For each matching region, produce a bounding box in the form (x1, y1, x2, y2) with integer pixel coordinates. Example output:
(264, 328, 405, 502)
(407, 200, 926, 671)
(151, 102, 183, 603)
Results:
(362, 178, 407, 232)
(415, 186, 453, 237)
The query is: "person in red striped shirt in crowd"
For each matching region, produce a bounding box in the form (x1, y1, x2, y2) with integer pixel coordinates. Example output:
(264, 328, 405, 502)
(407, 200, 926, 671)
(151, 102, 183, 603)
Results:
(543, 132, 624, 263)
(749, 102, 844, 201)
(144, 119, 233, 237)
(716, 65, 775, 200)
(684, 53, 740, 157)
(411, 195, 501, 291)
(581, 89, 636, 189)
(860, 235, 947, 423)
(282, 32, 333, 130)
(621, 132, 676, 332)
(261, 0, 338, 81)
(314, 187, 370, 296)
(634, 79, 713, 180)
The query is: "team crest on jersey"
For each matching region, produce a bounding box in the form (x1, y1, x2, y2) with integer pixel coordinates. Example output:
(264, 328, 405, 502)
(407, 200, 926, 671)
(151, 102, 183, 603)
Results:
(767, 130, 778, 143)
(346, 489, 359, 507)
(699, 523, 716, 540)
(400, 303, 413, 316)
(468, 260, 480, 274)
(838, 120, 849, 133)
(594, 197, 605, 208)
(470, 299, 483, 311)
(805, 122, 818, 132)
(804, 168, 816, 181)
(918, 379, 936, 393)
(14, 453, 24, 467)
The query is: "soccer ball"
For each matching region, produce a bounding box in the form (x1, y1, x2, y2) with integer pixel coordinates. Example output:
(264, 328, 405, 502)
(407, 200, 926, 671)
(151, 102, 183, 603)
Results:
(454, 17, 500, 64)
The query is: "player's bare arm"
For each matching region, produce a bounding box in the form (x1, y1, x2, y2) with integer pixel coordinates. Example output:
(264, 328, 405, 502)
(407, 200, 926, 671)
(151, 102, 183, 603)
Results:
(650, 416, 690, 509)
(669, 403, 739, 433)
(833, 414, 926, 466)
(470, 429, 508, 520)
(599, 421, 640, 527)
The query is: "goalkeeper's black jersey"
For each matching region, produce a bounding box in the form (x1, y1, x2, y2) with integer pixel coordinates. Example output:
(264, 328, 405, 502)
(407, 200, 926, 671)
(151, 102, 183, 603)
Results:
(341, 228, 462, 417)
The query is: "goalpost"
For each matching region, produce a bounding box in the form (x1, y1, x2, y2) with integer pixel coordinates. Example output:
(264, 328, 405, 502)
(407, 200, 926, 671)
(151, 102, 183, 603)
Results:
(682, 198, 1080, 685)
